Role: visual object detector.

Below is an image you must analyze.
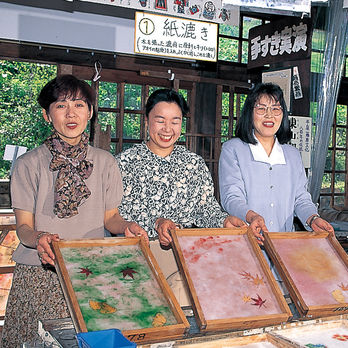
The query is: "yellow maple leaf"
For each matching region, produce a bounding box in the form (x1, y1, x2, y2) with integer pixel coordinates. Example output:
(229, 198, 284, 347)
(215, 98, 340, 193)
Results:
(100, 302, 117, 314)
(332, 289, 346, 304)
(89, 300, 101, 310)
(243, 294, 251, 303)
(152, 313, 166, 327)
(253, 274, 264, 286)
(89, 300, 117, 314)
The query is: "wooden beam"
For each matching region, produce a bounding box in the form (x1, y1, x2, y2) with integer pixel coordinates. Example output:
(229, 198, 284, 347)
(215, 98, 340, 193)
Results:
(140, 70, 252, 88)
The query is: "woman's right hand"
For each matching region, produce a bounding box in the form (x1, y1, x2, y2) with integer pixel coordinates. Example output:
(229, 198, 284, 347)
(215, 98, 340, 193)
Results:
(36, 232, 60, 266)
(246, 211, 268, 245)
(155, 218, 176, 246)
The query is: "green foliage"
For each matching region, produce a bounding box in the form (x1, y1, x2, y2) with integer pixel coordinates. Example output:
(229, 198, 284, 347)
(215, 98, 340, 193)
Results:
(0, 60, 57, 178)
(218, 38, 239, 62)
(218, 16, 261, 62)
(320, 105, 347, 198)
(98, 81, 117, 108)
(242, 17, 262, 39)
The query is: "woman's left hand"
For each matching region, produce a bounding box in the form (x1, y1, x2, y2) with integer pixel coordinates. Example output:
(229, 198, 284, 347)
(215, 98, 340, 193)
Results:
(155, 218, 176, 246)
(125, 222, 149, 244)
(310, 217, 335, 236)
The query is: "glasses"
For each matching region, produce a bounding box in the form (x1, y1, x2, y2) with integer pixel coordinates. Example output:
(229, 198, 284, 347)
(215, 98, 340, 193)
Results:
(254, 104, 283, 116)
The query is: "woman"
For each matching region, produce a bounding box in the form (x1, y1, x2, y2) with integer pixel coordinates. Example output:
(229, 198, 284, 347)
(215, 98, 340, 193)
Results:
(2, 75, 148, 347)
(116, 88, 245, 246)
(219, 83, 333, 244)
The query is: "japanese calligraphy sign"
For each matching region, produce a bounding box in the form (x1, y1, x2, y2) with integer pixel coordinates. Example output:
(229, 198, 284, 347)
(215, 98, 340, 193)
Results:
(248, 17, 312, 69)
(289, 115, 312, 168)
(222, 0, 311, 14)
(80, 0, 239, 26)
(135, 12, 218, 61)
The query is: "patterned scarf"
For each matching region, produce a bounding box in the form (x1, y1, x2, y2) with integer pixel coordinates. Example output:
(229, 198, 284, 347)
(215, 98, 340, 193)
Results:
(45, 132, 93, 218)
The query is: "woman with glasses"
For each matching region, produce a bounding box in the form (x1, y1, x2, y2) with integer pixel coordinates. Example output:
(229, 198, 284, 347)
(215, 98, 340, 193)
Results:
(218, 83, 333, 244)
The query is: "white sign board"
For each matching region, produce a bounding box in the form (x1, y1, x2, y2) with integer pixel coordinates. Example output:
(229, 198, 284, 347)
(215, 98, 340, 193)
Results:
(222, 0, 311, 14)
(289, 116, 312, 168)
(3, 145, 27, 161)
(262, 68, 292, 112)
(80, 0, 240, 25)
(135, 12, 218, 61)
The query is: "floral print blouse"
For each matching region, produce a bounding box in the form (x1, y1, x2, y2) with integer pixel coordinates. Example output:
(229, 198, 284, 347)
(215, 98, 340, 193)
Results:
(116, 143, 228, 238)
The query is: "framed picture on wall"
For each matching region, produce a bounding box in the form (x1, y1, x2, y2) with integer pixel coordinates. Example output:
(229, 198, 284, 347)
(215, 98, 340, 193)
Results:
(171, 227, 292, 332)
(262, 68, 292, 112)
(52, 237, 189, 345)
(264, 231, 348, 318)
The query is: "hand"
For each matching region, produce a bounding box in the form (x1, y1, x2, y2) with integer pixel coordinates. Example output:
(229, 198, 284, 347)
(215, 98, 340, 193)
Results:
(125, 222, 149, 244)
(36, 232, 60, 266)
(223, 216, 247, 228)
(246, 211, 267, 245)
(310, 217, 335, 236)
(155, 218, 176, 246)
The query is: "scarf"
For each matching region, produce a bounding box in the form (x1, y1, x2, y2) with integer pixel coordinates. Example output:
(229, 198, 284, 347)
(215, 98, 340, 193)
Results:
(45, 132, 93, 218)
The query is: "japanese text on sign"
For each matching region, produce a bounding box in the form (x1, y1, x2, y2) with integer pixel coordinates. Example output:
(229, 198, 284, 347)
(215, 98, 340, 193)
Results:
(250, 22, 308, 61)
(289, 116, 312, 168)
(248, 17, 311, 68)
(135, 12, 218, 62)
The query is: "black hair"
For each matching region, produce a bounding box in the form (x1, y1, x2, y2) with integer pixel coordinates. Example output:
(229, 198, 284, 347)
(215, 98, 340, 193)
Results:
(235, 83, 292, 144)
(145, 89, 189, 118)
(37, 74, 96, 113)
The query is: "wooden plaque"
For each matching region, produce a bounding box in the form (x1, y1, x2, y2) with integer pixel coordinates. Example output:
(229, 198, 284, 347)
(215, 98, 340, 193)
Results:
(171, 227, 291, 332)
(52, 237, 189, 345)
(264, 231, 348, 318)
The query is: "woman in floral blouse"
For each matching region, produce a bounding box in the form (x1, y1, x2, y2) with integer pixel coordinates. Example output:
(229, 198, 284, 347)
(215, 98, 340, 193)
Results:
(116, 88, 245, 246)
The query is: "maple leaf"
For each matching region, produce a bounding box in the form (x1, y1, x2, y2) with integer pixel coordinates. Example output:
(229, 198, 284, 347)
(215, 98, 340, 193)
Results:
(239, 271, 253, 281)
(338, 282, 348, 291)
(251, 294, 266, 308)
(79, 267, 92, 277)
(253, 274, 264, 286)
(332, 334, 348, 341)
(242, 294, 251, 303)
(240, 271, 264, 286)
(121, 267, 137, 279)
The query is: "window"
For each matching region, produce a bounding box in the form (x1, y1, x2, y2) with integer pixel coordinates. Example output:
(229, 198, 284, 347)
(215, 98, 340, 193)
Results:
(96, 82, 190, 154)
(221, 91, 247, 142)
(320, 104, 348, 208)
(311, 29, 325, 74)
(218, 15, 265, 63)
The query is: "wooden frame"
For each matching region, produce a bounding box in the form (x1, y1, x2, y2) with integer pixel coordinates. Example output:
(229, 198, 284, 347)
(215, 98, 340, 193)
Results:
(52, 237, 189, 345)
(269, 318, 348, 347)
(171, 227, 292, 332)
(175, 332, 294, 347)
(0, 213, 17, 320)
(264, 231, 348, 318)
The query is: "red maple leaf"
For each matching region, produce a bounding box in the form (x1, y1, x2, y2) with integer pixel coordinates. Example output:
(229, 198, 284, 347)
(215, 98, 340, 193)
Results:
(121, 267, 137, 279)
(79, 267, 92, 277)
(251, 294, 266, 308)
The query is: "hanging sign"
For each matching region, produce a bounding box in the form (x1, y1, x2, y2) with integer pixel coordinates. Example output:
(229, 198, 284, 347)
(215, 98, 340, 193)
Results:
(80, 0, 239, 25)
(289, 115, 312, 168)
(135, 12, 218, 61)
(248, 17, 311, 69)
(262, 68, 292, 112)
(222, 0, 311, 14)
